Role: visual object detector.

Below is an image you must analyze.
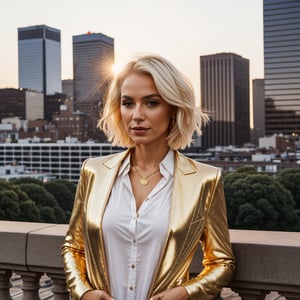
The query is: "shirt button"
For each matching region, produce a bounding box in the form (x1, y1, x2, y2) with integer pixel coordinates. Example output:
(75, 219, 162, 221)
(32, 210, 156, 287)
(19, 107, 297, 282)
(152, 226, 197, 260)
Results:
(131, 264, 135, 269)
(133, 239, 136, 243)
(129, 286, 133, 291)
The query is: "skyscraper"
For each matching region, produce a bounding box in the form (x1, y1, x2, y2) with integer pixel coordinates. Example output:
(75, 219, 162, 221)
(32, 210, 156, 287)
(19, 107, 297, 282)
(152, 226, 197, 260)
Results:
(264, 0, 300, 136)
(18, 25, 62, 95)
(252, 79, 265, 144)
(73, 32, 114, 140)
(200, 53, 250, 149)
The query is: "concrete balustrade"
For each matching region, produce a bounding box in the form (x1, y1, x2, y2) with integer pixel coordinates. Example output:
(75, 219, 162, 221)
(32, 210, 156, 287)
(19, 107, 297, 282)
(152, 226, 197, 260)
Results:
(0, 221, 300, 300)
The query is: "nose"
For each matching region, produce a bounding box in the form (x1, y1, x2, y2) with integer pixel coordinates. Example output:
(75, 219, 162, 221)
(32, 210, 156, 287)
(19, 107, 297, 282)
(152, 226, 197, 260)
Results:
(132, 104, 144, 121)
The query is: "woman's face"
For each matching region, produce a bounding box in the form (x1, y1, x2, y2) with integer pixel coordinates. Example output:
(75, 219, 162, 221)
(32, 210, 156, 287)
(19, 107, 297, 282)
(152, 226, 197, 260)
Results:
(120, 72, 173, 148)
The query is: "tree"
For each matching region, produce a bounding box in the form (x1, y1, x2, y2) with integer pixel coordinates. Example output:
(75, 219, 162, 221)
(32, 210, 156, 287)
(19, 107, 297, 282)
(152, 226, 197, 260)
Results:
(19, 200, 41, 222)
(0, 190, 21, 220)
(18, 183, 66, 223)
(224, 172, 300, 231)
(40, 206, 56, 223)
(276, 168, 300, 212)
(44, 179, 76, 222)
(0, 179, 29, 202)
(0, 179, 30, 221)
(19, 183, 58, 208)
(9, 177, 44, 186)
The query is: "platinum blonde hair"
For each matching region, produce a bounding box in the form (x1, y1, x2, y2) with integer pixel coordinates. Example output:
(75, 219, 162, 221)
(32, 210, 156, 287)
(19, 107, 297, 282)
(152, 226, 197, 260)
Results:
(98, 53, 208, 150)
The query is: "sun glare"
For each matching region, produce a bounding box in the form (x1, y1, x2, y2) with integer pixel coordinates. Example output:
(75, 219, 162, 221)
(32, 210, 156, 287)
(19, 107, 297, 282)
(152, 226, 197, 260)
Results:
(111, 63, 123, 75)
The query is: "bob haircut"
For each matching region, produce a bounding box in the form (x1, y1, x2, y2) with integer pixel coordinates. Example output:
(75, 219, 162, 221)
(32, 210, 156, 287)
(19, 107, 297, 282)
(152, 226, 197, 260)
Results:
(98, 54, 208, 150)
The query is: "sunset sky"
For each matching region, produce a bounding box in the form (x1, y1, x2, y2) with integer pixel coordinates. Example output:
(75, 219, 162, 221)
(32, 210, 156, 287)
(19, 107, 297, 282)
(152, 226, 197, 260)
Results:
(1, 0, 264, 104)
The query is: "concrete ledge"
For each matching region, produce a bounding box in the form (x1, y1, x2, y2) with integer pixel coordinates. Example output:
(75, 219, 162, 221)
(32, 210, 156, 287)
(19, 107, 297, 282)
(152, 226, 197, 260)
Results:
(229, 229, 300, 286)
(27, 224, 68, 273)
(0, 221, 55, 270)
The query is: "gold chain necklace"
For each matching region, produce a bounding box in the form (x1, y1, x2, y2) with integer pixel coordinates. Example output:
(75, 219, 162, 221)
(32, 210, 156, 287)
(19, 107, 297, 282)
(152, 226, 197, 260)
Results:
(132, 165, 160, 186)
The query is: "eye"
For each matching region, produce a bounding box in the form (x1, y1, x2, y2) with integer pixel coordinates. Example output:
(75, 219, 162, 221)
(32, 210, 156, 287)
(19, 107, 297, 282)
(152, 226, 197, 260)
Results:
(146, 100, 159, 107)
(121, 100, 134, 108)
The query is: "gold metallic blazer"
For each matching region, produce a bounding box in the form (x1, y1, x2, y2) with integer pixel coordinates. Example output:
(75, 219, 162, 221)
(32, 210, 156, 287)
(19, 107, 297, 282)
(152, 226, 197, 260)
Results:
(62, 150, 235, 300)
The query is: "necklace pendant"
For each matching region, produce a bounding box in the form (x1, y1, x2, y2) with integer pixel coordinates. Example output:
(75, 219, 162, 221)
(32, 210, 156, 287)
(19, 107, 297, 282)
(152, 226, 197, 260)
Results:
(140, 177, 149, 186)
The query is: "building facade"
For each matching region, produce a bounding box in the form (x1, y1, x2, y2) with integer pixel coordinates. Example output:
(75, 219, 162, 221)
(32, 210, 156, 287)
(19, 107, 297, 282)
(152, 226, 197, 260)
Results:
(44, 93, 68, 122)
(0, 143, 121, 182)
(0, 88, 44, 121)
(52, 105, 88, 142)
(73, 32, 114, 140)
(200, 53, 250, 149)
(252, 79, 265, 144)
(264, 0, 300, 136)
(18, 25, 62, 96)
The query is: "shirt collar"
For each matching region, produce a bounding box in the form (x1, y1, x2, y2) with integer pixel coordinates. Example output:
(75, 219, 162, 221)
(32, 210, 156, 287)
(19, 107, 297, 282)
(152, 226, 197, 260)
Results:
(118, 149, 175, 178)
(118, 152, 131, 176)
(160, 149, 174, 178)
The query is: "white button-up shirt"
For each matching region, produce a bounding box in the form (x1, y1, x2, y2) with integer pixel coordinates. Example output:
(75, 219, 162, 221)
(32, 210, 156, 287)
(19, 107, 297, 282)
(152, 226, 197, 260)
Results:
(102, 150, 174, 300)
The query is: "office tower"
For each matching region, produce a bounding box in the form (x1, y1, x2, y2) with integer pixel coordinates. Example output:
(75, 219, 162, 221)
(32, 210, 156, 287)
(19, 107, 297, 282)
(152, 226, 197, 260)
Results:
(44, 93, 68, 122)
(0, 88, 43, 120)
(18, 25, 62, 95)
(264, 0, 300, 136)
(200, 53, 250, 149)
(62, 79, 74, 100)
(252, 79, 265, 145)
(73, 32, 114, 140)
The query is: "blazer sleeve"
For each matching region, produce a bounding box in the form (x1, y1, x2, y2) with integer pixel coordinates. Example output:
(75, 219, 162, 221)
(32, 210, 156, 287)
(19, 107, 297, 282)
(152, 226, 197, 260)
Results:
(61, 160, 93, 300)
(182, 171, 235, 299)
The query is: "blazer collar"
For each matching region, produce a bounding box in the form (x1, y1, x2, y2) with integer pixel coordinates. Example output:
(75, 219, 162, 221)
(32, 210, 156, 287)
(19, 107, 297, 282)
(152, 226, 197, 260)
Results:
(175, 151, 197, 175)
(103, 149, 197, 174)
(103, 149, 131, 169)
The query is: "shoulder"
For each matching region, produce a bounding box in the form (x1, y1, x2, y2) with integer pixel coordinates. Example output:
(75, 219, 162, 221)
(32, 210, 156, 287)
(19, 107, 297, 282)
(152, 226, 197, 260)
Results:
(176, 151, 221, 178)
(82, 149, 129, 172)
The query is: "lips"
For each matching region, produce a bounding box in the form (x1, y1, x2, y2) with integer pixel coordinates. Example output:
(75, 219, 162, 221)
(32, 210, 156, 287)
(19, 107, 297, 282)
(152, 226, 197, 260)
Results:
(132, 126, 147, 130)
(131, 126, 149, 134)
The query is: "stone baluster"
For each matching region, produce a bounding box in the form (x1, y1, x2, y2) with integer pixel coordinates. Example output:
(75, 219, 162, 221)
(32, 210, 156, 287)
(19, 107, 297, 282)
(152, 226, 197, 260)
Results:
(19, 271, 41, 300)
(0, 269, 12, 300)
(48, 273, 70, 300)
(232, 287, 268, 300)
(280, 290, 300, 300)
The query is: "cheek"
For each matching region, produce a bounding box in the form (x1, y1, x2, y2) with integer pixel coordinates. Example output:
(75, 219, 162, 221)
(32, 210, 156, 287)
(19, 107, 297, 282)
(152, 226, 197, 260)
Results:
(153, 110, 171, 125)
(120, 107, 131, 122)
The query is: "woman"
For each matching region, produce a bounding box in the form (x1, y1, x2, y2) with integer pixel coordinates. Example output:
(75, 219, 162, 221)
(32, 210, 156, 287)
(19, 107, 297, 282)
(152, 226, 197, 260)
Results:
(62, 54, 235, 300)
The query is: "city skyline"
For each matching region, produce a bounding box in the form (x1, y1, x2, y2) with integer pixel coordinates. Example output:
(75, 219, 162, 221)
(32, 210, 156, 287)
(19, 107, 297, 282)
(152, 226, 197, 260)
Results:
(1, 0, 264, 104)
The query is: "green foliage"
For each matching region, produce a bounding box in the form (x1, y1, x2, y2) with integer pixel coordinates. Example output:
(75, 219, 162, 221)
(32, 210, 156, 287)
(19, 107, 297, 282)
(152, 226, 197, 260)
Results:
(224, 171, 300, 231)
(0, 178, 76, 224)
(0, 190, 21, 220)
(234, 166, 258, 174)
(9, 177, 44, 186)
(276, 168, 300, 211)
(0, 179, 30, 220)
(0, 179, 29, 202)
(40, 206, 56, 223)
(44, 179, 76, 222)
(19, 183, 58, 208)
(19, 200, 41, 222)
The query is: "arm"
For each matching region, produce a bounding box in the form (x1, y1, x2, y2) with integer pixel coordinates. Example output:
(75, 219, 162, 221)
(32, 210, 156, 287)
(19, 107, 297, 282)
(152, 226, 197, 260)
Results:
(61, 160, 94, 300)
(182, 173, 235, 300)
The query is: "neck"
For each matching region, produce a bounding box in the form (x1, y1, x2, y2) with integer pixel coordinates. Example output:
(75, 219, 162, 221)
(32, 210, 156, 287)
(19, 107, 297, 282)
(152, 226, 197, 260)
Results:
(131, 145, 170, 170)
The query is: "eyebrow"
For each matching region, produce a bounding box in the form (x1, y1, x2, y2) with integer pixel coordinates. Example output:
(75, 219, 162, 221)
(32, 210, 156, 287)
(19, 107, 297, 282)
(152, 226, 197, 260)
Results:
(142, 94, 162, 100)
(121, 94, 162, 100)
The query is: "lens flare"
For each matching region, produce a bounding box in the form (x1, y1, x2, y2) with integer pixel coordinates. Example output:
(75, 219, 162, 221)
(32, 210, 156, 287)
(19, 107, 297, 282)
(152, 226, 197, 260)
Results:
(111, 63, 123, 75)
